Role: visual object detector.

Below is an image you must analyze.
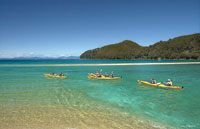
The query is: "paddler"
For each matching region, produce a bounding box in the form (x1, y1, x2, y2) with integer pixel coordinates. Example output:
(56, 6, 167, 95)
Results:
(105, 72, 109, 77)
(166, 79, 172, 86)
(110, 72, 114, 78)
(151, 78, 156, 84)
(59, 72, 64, 76)
(96, 72, 101, 77)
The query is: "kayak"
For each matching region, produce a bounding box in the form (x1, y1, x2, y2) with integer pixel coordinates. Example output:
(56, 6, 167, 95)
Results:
(88, 73, 122, 80)
(137, 80, 183, 89)
(44, 73, 68, 79)
(88, 75, 122, 80)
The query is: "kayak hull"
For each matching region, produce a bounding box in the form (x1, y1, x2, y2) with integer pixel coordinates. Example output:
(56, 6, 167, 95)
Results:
(137, 80, 183, 89)
(44, 74, 68, 78)
(88, 73, 121, 80)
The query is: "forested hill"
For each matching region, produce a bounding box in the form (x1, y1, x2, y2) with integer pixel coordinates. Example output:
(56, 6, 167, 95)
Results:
(80, 33, 200, 59)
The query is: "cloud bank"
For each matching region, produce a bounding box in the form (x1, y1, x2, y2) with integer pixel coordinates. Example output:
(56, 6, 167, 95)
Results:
(0, 52, 75, 59)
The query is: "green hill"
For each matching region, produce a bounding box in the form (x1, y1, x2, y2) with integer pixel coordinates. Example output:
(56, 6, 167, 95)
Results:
(80, 33, 200, 59)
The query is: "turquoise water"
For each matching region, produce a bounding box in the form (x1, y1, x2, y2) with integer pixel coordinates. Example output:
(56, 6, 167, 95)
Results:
(0, 60, 200, 128)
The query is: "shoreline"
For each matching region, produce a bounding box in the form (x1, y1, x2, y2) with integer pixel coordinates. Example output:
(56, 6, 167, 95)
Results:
(0, 62, 200, 67)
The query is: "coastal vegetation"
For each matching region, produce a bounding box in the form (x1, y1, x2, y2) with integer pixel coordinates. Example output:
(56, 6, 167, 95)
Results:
(80, 33, 200, 59)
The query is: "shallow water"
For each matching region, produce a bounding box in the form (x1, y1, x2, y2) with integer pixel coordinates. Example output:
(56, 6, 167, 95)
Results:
(0, 60, 200, 129)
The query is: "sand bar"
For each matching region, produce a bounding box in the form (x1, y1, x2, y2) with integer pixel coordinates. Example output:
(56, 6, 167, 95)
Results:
(0, 62, 200, 67)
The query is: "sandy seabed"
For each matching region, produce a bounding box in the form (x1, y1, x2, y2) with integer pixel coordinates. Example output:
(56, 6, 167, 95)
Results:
(0, 104, 167, 129)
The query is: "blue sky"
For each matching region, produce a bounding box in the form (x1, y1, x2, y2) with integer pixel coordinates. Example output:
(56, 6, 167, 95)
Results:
(0, 0, 199, 58)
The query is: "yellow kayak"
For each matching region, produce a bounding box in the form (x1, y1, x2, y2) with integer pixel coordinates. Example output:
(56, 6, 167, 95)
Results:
(44, 73, 68, 79)
(137, 80, 183, 89)
(88, 73, 122, 80)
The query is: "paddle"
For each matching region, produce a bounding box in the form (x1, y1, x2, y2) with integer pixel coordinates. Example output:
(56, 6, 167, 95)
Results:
(100, 69, 102, 73)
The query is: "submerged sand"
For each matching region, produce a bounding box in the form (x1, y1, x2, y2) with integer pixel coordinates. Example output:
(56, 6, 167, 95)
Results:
(0, 62, 200, 67)
(0, 104, 164, 129)
(0, 88, 171, 129)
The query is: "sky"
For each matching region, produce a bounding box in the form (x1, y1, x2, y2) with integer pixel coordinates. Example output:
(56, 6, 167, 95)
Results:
(0, 0, 199, 58)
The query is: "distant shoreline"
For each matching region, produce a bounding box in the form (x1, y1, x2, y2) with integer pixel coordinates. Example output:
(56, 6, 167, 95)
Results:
(0, 62, 200, 67)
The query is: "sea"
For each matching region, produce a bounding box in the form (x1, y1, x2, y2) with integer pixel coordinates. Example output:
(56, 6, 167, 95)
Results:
(0, 59, 200, 129)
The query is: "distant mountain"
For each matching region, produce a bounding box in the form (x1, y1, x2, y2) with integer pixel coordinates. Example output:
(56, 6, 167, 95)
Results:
(12, 57, 47, 60)
(58, 56, 80, 59)
(80, 33, 200, 59)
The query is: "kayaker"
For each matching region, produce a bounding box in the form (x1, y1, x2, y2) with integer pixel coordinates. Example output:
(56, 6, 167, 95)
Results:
(52, 72, 55, 75)
(59, 72, 64, 76)
(96, 72, 101, 77)
(151, 78, 156, 84)
(97, 74, 102, 77)
(95, 72, 99, 75)
(166, 79, 172, 86)
(105, 72, 109, 77)
(110, 72, 114, 78)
